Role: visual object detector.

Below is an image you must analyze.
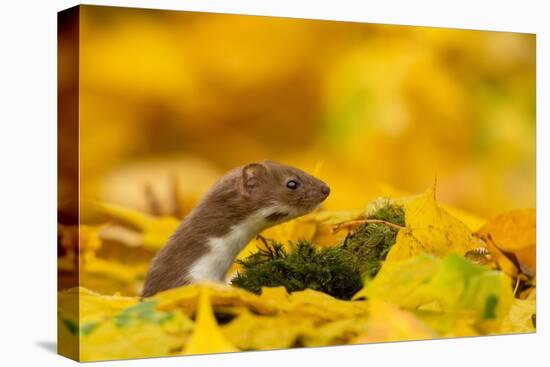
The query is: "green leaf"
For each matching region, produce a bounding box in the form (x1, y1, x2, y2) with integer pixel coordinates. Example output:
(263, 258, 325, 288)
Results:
(353, 254, 513, 328)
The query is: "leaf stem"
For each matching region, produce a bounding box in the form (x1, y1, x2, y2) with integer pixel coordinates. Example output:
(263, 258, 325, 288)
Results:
(331, 219, 405, 234)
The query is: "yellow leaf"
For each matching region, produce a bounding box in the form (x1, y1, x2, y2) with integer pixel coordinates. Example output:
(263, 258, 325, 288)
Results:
(482, 236, 519, 279)
(353, 254, 513, 331)
(152, 284, 200, 312)
(80, 317, 184, 361)
(258, 286, 292, 310)
(154, 283, 369, 323)
(183, 289, 238, 355)
(519, 286, 536, 300)
(499, 299, 536, 334)
(288, 288, 369, 322)
(386, 183, 479, 261)
(476, 208, 536, 276)
(442, 205, 486, 231)
(153, 283, 280, 316)
(302, 317, 369, 347)
(353, 299, 436, 344)
(353, 254, 439, 306)
(59, 287, 139, 323)
(415, 311, 479, 338)
(96, 201, 179, 251)
(59, 287, 194, 361)
(222, 311, 313, 350)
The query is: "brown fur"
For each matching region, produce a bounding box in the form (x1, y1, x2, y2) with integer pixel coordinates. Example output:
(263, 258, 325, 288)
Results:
(141, 160, 329, 297)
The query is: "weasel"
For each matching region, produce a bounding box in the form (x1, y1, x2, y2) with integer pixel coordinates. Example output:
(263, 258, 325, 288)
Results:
(141, 160, 330, 297)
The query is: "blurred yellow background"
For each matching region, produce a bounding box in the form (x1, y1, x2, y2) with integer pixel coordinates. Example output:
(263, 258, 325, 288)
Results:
(60, 5, 536, 223)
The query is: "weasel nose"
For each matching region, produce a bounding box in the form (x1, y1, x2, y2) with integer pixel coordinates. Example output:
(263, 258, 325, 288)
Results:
(321, 185, 330, 196)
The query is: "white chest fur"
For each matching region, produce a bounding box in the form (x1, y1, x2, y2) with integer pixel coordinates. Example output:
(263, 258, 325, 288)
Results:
(188, 205, 293, 282)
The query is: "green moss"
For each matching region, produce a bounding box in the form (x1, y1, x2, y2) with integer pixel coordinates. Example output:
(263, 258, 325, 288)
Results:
(342, 202, 405, 278)
(231, 201, 405, 299)
(231, 240, 363, 300)
(367, 200, 406, 227)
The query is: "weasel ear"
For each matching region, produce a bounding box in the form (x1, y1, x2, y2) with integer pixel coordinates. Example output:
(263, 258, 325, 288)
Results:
(241, 163, 266, 195)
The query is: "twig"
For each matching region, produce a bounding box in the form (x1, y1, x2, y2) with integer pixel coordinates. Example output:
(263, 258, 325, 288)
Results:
(331, 219, 405, 234)
(513, 276, 521, 297)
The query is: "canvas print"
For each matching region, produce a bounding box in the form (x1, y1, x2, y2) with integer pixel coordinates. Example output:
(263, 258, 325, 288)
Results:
(57, 5, 536, 362)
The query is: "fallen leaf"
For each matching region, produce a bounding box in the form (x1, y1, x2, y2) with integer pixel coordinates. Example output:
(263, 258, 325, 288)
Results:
(222, 311, 313, 350)
(302, 317, 369, 347)
(499, 299, 536, 334)
(353, 299, 436, 343)
(476, 208, 536, 276)
(481, 235, 520, 279)
(519, 286, 536, 300)
(442, 205, 486, 232)
(386, 183, 480, 261)
(96, 201, 180, 251)
(58, 287, 194, 361)
(414, 311, 479, 338)
(80, 315, 186, 361)
(153, 283, 280, 316)
(353, 254, 513, 331)
(183, 289, 238, 354)
(288, 288, 369, 322)
(58, 287, 139, 323)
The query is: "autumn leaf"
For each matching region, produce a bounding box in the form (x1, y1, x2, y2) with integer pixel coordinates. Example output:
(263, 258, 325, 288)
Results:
(385, 183, 480, 262)
(479, 235, 520, 279)
(222, 311, 313, 350)
(414, 311, 479, 338)
(58, 287, 194, 361)
(353, 254, 439, 306)
(519, 286, 536, 300)
(441, 205, 486, 232)
(57, 191, 533, 360)
(499, 298, 536, 334)
(59, 9, 536, 360)
(96, 201, 180, 251)
(80, 307, 191, 361)
(58, 287, 139, 323)
(301, 317, 370, 347)
(153, 283, 280, 316)
(353, 254, 513, 330)
(476, 208, 536, 277)
(183, 289, 238, 354)
(352, 299, 436, 344)
(287, 288, 369, 321)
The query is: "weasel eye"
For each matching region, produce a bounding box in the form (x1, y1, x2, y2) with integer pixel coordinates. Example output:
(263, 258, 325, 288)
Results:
(286, 180, 299, 190)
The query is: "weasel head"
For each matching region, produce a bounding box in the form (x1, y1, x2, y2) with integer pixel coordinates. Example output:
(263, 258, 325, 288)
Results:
(239, 160, 330, 224)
